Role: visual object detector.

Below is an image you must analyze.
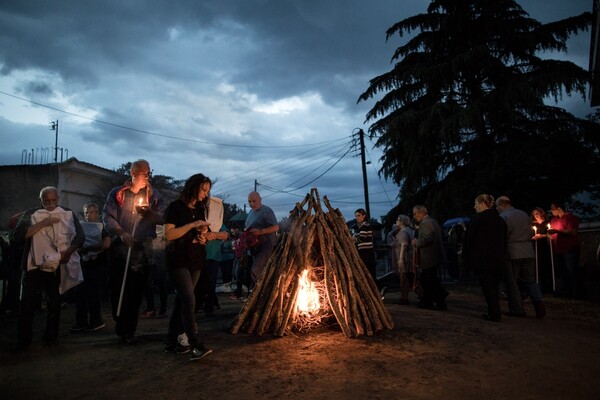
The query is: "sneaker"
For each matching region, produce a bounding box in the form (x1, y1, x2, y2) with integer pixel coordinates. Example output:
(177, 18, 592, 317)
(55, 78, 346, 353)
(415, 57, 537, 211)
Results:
(87, 321, 106, 331)
(164, 343, 191, 354)
(70, 323, 87, 333)
(189, 345, 212, 361)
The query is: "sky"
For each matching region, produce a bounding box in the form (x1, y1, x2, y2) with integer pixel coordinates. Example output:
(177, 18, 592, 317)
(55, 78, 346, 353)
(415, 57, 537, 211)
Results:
(0, 0, 596, 223)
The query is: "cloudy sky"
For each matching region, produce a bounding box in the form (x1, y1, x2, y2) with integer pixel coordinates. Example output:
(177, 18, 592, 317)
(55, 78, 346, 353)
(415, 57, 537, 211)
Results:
(0, 0, 595, 222)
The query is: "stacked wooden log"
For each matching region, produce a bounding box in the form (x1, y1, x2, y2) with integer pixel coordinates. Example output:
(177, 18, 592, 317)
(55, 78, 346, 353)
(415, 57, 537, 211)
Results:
(230, 188, 394, 338)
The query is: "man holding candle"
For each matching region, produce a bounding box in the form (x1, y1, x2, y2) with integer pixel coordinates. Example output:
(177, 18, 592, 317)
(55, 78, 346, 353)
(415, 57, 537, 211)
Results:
(103, 159, 164, 344)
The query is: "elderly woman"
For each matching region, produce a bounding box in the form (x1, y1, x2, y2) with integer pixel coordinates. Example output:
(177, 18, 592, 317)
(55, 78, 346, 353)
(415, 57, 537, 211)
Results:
(393, 215, 423, 305)
(463, 194, 507, 322)
(530, 207, 553, 293)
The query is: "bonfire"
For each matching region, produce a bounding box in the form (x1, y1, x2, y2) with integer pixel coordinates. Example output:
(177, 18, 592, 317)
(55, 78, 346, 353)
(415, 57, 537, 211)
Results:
(231, 188, 394, 338)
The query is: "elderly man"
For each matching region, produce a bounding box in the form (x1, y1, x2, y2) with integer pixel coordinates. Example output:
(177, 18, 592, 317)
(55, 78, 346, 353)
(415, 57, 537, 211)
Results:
(496, 196, 545, 318)
(245, 191, 279, 287)
(103, 159, 164, 344)
(14, 186, 85, 349)
(411, 205, 448, 310)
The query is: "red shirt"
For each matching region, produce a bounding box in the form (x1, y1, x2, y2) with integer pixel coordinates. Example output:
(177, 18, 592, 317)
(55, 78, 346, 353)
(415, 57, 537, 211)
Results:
(549, 212, 580, 254)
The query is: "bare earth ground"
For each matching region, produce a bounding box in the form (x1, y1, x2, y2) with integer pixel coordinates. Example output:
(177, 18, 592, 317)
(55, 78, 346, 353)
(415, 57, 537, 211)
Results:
(1, 284, 600, 400)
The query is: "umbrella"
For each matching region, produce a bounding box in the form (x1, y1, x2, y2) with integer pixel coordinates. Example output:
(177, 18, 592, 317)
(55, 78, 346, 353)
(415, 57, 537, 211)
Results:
(228, 212, 248, 228)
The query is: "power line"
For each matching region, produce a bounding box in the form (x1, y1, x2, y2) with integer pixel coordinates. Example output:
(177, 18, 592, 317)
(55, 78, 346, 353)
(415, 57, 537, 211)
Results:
(0, 90, 348, 149)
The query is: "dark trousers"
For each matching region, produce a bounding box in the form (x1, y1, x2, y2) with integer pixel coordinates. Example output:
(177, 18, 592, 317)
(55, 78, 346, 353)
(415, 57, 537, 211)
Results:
(478, 269, 502, 320)
(144, 261, 168, 314)
(250, 243, 274, 287)
(555, 248, 582, 298)
(220, 258, 233, 284)
(419, 266, 448, 306)
(109, 241, 150, 337)
(75, 257, 106, 326)
(168, 267, 201, 347)
(196, 259, 219, 313)
(18, 269, 61, 346)
(359, 249, 380, 289)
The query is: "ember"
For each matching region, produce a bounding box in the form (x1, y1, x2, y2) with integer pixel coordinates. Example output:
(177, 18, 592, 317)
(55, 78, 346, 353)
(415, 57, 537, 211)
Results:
(231, 188, 394, 338)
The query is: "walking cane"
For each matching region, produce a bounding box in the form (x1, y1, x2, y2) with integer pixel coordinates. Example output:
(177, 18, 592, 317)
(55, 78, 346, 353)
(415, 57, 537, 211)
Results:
(117, 212, 140, 317)
(411, 244, 419, 290)
(533, 226, 539, 284)
(547, 225, 556, 292)
(535, 240, 539, 283)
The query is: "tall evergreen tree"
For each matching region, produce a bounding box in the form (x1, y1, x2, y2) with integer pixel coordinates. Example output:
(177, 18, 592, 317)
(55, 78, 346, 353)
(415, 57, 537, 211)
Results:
(358, 0, 599, 222)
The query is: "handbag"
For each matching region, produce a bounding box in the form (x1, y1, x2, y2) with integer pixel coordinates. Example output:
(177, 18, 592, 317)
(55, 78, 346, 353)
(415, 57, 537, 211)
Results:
(241, 230, 260, 249)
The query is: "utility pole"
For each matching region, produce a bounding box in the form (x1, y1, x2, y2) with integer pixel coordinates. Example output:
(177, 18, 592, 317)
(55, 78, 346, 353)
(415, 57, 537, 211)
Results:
(358, 129, 371, 220)
(50, 120, 59, 163)
(254, 179, 258, 191)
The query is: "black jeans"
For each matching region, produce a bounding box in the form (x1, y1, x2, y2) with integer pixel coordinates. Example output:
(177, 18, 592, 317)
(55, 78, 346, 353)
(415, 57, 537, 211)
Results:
(478, 269, 503, 320)
(419, 266, 448, 306)
(168, 267, 201, 347)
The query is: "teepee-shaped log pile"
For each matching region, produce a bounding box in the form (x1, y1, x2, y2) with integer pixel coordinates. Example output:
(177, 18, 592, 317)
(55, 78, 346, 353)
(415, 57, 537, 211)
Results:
(231, 188, 394, 338)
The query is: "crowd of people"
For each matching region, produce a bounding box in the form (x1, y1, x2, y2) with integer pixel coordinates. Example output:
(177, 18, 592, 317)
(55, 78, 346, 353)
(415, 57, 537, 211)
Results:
(387, 195, 581, 323)
(2, 159, 283, 362)
(1, 162, 585, 358)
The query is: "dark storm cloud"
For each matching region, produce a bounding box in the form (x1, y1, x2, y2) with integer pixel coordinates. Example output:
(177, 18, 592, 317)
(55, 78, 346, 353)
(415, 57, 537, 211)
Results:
(0, 0, 595, 220)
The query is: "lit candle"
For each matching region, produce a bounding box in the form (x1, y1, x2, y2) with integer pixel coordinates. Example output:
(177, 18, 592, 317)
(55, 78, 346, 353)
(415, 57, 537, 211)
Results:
(533, 226, 537, 235)
(135, 197, 149, 214)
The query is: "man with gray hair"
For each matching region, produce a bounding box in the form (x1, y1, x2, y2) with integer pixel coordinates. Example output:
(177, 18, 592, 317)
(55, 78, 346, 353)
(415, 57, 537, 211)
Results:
(496, 196, 546, 318)
(245, 191, 278, 288)
(13, 186, 85, 349)
(103, 159, 164, 344)
(411, 205, 448, 310)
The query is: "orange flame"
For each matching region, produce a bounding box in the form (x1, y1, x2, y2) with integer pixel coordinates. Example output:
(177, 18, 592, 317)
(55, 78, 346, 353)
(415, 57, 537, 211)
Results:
(296, 269, 320, 315)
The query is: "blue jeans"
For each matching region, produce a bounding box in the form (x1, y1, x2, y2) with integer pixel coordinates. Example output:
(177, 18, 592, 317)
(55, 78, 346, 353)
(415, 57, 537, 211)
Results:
(168, 267, 201, 347)
(506, 258, 543, 314)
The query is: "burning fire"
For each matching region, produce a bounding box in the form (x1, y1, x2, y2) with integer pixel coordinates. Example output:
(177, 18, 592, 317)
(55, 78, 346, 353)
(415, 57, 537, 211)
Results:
(296, 269, 321, 315)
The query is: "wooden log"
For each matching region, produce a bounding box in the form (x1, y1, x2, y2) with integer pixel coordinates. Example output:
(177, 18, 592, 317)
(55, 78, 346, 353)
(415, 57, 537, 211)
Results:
(316, 215, 353, 337)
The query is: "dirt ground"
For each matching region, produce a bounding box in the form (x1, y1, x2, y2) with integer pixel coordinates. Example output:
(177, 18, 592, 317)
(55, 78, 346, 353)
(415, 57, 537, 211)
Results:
(1, 284, 599, 400)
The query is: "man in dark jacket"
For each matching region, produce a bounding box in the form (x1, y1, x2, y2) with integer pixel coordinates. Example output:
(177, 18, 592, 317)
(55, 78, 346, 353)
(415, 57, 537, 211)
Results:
(412, 205, 448, 310)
